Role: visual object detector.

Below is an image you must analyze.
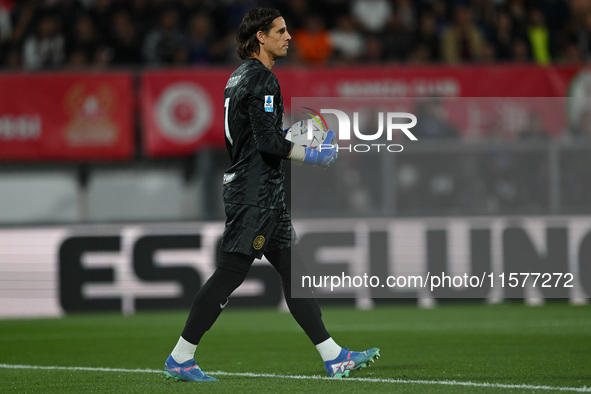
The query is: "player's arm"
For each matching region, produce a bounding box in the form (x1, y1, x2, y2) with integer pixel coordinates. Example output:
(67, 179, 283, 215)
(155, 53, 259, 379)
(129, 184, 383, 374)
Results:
(248, 73, 337, 168)
(248, 75, 292, 158)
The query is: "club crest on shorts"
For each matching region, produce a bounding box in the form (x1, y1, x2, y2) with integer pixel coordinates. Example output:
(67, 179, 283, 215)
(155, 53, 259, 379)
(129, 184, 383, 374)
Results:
(264, 95, 273, 112)
(253, 235, 265, 250)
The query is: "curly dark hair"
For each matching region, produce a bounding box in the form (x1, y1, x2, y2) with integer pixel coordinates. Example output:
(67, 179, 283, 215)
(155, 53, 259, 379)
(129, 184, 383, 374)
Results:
(236, 8, 282, 60)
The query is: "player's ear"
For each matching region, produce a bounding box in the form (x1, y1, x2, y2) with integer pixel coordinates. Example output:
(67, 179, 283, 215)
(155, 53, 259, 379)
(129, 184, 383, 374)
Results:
(256, 30, 265, 45)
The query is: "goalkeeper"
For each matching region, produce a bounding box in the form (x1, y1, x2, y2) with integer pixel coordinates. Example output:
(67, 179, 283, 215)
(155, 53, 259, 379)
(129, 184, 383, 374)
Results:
(163, 7, 379, 382)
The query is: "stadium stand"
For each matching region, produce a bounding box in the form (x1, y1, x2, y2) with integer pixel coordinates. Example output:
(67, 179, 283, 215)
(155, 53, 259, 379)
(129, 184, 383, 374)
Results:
(0, 0, 584, 69)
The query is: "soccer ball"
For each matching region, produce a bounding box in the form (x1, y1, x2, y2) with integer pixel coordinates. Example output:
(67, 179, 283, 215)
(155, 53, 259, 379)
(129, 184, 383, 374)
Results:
(285, 117, 328, 149)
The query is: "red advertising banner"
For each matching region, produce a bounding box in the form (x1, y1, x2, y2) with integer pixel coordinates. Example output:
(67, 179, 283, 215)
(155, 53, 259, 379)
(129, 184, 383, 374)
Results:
(140, 64, 590, 157)
(1, 65, 587, 160)
(277, 64, 584, 99)
(141, 69, 229, 158)
(0, 72, 134, 161)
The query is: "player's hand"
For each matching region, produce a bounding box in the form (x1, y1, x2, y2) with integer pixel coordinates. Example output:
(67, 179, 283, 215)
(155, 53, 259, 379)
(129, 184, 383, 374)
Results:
(303, 130, 338, 168)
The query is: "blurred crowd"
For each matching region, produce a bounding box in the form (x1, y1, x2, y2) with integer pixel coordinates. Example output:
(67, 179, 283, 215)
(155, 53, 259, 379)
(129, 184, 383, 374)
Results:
(0, 0, 589, 70)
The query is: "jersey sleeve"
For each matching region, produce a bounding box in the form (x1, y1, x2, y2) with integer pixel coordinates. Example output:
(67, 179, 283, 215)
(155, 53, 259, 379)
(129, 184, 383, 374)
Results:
(247, 72, 293, 158)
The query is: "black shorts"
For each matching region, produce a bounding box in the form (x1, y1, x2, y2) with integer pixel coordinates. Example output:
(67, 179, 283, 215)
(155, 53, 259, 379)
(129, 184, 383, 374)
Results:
(220, 203, 295, 259)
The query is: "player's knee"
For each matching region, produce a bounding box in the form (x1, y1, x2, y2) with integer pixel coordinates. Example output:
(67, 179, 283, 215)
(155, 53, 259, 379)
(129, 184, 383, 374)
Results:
(217, 251, 253, 276)
(214, 266, 247, 289)
(275, 263, 291, 284)
(266, 249, 292, 283)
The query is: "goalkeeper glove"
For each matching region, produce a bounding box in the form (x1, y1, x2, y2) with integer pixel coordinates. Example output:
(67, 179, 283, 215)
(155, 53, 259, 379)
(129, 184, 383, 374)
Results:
(290, 130, 338, 169)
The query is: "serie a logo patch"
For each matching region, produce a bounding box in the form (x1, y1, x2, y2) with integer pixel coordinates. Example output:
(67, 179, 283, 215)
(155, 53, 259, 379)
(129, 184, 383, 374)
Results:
(264, 95, 273, 112)
(253, 235, 265, 250)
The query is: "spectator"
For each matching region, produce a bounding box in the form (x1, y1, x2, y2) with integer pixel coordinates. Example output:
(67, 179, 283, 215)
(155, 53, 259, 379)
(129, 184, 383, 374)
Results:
(430, 0, 450, 32)
(67, 14, 104, 66)
(279, 0, 309, 31)
(9, 1, 36, 45)
(508, 0, 528, 30)
(88, 0, 114, 39)
(127, 0, 153, 39)
(54, 0, 86, 41)
(350, 0, 393, 34)
(0, 4, 9, 65)
(92, 45, 114, 68)
(170, 45, 189, 67)
(206, 33, 235, 65)
(108, 9, 142, 65)
(3, 44, 21, 69)
(510, 37, 531, 62)
(311, 0, 349, 30)
(469, 0, 496, 35)
(329, 14, 364, 64)
(382, 13, 414, 62)
(489, 10, 516, 61)
(406, 42, 432, 64)
(185, 13, 212, 65)
(561, 40, 582, 63)
(292, 14, 332, 65)
(570, 0, 591, 18)
(440, 5, 485, 63)
(480, 40, 497, 62)
(412, 11, 441, 62)
(222, 0, 257, 34)
(574, 10, 591, 60)
(527, 8, 552, 65)
(66, 48, 89, 69)
(395, 0, 417, 32)
(22, 14, 66, 70)
(539, 0, 570, 34)
(142, 7, 186, 66)
(361, 34, 384, 64)
(0, 41, 5, 65)
(0, 0, 12, 44)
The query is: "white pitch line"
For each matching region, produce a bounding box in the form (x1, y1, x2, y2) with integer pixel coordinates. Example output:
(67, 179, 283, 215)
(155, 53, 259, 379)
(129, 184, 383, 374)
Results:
(0, 363, 589, 392)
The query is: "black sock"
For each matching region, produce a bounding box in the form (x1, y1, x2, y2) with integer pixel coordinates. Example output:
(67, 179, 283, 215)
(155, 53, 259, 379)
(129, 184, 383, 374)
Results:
(266, 247, 331, 345)
(181, 253, 252, 344)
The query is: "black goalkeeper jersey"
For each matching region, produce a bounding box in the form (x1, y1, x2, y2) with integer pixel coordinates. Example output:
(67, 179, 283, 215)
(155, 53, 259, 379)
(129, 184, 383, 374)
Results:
(222, 58, 293, 209)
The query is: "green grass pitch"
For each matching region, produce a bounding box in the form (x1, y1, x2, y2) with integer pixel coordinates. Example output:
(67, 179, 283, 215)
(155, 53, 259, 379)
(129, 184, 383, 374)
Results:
(0, 302, 590, 393)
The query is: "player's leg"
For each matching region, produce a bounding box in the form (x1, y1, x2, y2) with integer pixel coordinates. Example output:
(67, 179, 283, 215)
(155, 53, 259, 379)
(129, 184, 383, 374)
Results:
(265, 246, 330, 342)
(265, 246, 380, 378)
(180, 252, 253, 344)
(164, 251, 254, 382)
